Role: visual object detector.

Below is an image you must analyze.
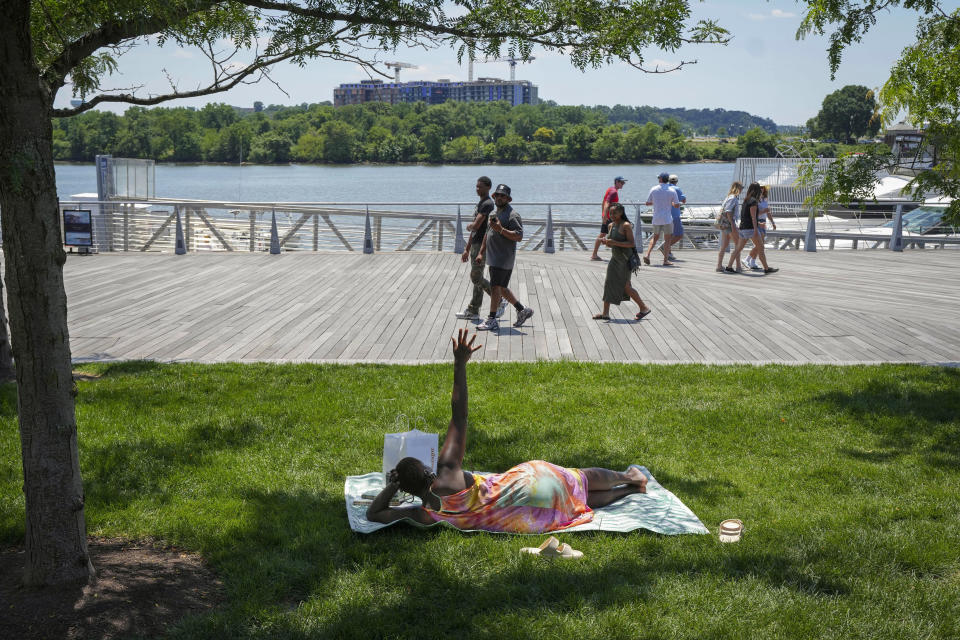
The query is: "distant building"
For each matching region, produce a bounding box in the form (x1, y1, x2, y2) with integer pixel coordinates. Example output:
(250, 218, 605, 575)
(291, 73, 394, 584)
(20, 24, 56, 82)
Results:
(334, 77, 538, 107)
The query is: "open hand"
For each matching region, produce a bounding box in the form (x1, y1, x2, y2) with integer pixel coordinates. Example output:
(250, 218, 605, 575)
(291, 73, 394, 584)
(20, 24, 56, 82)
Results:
(451, 328, 482, 362)
(461, 249, 469, 263)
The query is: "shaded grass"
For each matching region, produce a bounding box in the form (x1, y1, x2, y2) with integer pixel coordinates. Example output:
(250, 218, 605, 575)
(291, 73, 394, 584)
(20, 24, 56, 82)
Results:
(1, 362, 959, 639)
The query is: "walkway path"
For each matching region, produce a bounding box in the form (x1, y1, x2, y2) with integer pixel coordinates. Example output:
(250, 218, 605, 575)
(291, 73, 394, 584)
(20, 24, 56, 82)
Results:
(64, 249, 960, 365)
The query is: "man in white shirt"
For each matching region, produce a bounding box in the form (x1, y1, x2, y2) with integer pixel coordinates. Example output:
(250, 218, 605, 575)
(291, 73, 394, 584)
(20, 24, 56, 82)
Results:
(644, 172, 679, 266)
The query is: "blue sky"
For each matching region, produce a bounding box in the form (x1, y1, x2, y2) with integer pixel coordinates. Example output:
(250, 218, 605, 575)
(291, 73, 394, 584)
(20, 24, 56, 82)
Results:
(54, 1, 956, 125)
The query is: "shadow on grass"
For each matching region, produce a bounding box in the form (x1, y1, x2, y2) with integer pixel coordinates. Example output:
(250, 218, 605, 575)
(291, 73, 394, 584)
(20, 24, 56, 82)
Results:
(93, 360, 165, 377)
(649, 470, 740, 505)
(813, 367, 960, 468)
(0, 382, 16, 420)
(82, 417, 268, 507)
(179, 484, 850, 639)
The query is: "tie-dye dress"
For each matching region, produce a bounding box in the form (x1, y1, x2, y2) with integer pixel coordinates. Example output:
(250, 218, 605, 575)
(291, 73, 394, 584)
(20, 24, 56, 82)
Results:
(424, 460, 593, 533)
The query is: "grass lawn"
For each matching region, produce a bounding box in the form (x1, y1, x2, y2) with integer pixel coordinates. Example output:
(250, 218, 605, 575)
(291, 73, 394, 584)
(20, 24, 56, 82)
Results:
(1, 361, 959, 639)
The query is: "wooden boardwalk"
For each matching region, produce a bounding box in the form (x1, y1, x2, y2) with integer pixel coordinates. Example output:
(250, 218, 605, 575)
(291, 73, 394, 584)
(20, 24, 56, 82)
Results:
(63, 248, 960, 365)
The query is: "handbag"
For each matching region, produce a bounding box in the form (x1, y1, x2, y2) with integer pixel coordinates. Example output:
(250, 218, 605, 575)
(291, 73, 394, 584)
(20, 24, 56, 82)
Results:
(715, 195, 737, 230)
(382, 415, 438, 483)
(628, 248, 642, 275)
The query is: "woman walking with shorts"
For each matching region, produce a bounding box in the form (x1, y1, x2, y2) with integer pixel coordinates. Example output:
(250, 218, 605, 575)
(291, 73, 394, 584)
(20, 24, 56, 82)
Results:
(726, 182, 778, 274)
(747, 184, 776, 270)
(715, 181, 743, 272)
(592, 203, 652, 321)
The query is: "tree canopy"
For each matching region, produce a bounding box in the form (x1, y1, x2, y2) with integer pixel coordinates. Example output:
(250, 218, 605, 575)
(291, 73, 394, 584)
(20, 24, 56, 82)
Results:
(52, 101, 788, 165)
(797, 2, 959, 222)
(806, 84, 880, 143)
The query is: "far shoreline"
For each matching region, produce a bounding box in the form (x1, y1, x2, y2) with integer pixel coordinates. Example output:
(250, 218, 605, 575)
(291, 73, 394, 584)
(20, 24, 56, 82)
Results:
(54, 158, 735, 167)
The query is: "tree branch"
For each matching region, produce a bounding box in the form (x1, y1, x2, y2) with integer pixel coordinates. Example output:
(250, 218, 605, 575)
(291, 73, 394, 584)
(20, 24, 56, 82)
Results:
(238, 0, 589, 47)
(45, 1, 220, 88)
(52, 45, 303, 117)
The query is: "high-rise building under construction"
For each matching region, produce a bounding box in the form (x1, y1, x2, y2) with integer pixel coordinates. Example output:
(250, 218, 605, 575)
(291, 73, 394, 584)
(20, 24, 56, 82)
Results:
(334, 77, 538, 107)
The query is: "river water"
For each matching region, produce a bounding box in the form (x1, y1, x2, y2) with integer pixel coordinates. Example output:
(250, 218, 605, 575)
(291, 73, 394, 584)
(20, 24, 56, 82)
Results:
(55, 162, 737, 222)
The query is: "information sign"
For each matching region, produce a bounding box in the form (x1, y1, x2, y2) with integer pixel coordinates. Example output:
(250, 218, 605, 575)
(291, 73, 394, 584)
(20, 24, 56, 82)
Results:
(62, 209, 94, 246)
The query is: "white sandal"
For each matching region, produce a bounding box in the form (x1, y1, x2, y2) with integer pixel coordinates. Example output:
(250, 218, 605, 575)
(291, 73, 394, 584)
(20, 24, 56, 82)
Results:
(520, 536, 583, 558)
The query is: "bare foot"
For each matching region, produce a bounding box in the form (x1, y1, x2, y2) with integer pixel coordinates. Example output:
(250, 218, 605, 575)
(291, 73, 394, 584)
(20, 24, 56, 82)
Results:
(625, 467, 648, 492)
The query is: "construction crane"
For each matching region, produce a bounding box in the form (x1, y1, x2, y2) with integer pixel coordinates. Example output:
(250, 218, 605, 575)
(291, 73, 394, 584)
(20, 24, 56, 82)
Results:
(384, 61, 416, 82)
(487, 56, 535, 81)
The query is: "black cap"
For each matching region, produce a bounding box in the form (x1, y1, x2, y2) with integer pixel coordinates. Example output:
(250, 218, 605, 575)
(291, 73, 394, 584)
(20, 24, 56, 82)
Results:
(493, 184, 511, 197)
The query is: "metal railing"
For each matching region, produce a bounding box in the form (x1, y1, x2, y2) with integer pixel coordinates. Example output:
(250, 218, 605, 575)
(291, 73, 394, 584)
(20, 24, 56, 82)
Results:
(43, 197, 959, 254)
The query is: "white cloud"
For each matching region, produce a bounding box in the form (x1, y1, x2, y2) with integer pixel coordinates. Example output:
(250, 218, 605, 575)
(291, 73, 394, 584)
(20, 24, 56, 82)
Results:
(748, 9, 797, 20)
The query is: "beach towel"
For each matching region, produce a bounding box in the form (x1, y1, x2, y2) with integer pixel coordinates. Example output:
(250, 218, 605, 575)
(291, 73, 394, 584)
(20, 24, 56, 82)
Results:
(345, 466, 709, 536)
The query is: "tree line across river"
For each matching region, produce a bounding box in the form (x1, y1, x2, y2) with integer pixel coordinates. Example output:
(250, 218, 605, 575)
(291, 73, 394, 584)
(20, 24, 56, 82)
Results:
(53, 100, 857, 165)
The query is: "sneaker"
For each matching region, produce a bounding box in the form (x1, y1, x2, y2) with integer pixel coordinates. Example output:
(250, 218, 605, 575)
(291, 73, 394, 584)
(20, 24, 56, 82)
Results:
(455, 308, 479, 320)
(668, 253, 677, 261)
(750, 262, 762, 271)
(763, 267, 779, 274)
(477, 317, 499, 331)
(513, 307, 534, 327)
(496, 299, 508, 318)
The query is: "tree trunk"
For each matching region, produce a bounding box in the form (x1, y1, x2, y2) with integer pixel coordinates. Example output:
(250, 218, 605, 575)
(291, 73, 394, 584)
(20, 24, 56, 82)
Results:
(0, 0, 93, 585)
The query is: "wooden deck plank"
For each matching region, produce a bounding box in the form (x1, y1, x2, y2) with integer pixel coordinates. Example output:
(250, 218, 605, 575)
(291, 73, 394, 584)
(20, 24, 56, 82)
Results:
(58, 249, 960, 365)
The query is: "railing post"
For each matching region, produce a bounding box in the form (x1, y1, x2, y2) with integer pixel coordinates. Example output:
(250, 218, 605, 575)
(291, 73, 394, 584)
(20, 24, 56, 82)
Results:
(269, 209, 281, 254)
(375, 215, 382, 251)
(363, 206, 374, 254)
(185, 207, 191, 251)
(633, 204, 644, 242)
(174, 207, 187, 255)
(437, 218, 444, 251)
(890, 204, 904, 252)
(544, 205, 555, 253)
(123, 204, 129, 251)
(249, 211, 256, 252)
(313, 213, 319, 251)
(804, 208, 818, 252)
(454, 205, 465, 254)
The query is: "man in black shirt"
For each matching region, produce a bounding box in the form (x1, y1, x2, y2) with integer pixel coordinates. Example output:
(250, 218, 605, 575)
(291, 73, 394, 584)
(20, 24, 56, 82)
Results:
(457, 176, 504, 319)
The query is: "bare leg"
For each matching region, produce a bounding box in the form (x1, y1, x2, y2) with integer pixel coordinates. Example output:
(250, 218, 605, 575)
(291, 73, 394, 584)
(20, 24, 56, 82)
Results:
(645, 233, 660, 260)
(716, 232, 730, 270)
(582, 467, 647, 491)
(727, 236, 747, 269)
(591, 234, 606, 260)
(594, 301, 611, 318)
(588, 485, 642, 508)
(500, 287, 519, 305)
(660, 236, 674, 264)
(625, 285, 649, 312)
(488, 286, 502, 316)
(755, 237, 770, 269)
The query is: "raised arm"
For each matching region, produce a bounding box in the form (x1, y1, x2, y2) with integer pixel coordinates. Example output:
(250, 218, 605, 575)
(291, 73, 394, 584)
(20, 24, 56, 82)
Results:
(365, 470, 433, 524)
(437, 329, 481, 472)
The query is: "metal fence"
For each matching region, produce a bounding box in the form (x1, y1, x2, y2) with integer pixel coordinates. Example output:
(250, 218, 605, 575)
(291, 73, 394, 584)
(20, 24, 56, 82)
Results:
(40, 197, 960, 254)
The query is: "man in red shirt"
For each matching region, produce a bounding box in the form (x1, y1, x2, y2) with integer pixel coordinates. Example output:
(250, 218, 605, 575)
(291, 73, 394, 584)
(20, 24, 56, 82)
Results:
(590, 176, 626, 261)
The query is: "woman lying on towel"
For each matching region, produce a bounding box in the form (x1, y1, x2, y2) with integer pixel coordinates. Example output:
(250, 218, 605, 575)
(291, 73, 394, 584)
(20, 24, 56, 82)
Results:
(366, 329, 647, 533)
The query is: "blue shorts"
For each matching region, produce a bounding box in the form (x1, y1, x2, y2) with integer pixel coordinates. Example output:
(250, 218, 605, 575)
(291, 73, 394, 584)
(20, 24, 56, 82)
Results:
(758, 227, 767, 236)
(671, 211, 684, 236)
(739, 229, 757, 239)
